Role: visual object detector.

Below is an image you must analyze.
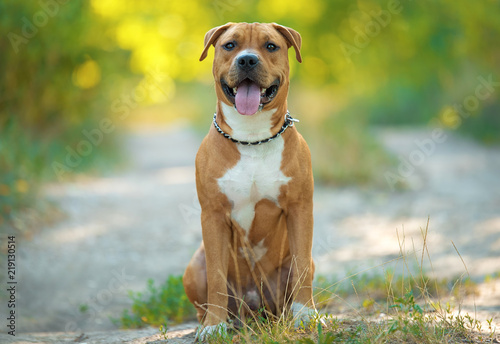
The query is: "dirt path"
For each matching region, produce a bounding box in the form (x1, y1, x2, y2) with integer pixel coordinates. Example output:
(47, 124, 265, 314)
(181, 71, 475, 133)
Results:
(4, 124, 500, 337)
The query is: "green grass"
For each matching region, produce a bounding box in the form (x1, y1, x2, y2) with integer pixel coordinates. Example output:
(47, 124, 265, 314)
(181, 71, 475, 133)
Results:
(115, 272, 496, 343)
(113, 275, 195, 329)
(198, 298, 496, 344)
(313, 267, 479, 312)
(115, 222, 498, 343)
(195, 271, 496, 344)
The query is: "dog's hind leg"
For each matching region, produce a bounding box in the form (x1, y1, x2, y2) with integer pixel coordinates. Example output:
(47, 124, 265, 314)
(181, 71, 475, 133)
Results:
(183, 243, 208, 322)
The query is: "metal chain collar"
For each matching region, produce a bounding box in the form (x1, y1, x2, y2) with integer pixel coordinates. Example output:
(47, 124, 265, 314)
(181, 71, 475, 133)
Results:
(212, 111, 299, 146)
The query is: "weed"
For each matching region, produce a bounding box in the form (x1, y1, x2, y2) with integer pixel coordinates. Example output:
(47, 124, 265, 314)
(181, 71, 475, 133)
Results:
(114, 275, 195, 328)
(159, 324, 168, 340)
(296, 323, 336, 344)
(117, 222, 498, 343)
(196, 221, 496, 343)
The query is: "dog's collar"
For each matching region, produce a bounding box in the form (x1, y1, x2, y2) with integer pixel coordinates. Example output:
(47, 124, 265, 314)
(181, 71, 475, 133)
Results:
(212, 111, 299, 145)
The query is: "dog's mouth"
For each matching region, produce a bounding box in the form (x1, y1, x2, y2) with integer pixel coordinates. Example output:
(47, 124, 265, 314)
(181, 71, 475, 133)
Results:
(222, 78, 280, 116)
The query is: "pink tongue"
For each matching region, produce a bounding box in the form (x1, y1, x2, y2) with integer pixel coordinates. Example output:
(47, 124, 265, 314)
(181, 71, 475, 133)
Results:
(235, 80, 261, 116)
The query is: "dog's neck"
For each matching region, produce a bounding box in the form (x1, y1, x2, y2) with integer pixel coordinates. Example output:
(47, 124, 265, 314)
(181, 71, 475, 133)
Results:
(216, 102, 288, 143)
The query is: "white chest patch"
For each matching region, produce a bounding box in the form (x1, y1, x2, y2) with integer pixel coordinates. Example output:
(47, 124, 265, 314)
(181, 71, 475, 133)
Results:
(217, 104, 291, 233)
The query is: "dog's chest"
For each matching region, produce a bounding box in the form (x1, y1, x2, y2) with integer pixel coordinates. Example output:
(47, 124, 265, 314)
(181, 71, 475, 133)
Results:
(217, 137, 291, 233)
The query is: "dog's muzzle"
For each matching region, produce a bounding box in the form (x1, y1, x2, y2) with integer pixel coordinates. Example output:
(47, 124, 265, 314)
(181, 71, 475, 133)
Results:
(221, 76, 280, 116)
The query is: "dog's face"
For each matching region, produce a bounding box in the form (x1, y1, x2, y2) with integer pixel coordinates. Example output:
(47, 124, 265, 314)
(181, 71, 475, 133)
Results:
(200, 22, 302, 116)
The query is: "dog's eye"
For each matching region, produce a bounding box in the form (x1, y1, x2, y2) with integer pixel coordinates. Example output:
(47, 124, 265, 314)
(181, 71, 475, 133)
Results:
(223, 42, 236, 51)
(266, 43, 278, 52)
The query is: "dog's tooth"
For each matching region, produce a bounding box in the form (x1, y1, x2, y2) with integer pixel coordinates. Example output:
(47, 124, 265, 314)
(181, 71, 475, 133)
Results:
(233, 87, 237, 94)
(261, 88, 266, 95)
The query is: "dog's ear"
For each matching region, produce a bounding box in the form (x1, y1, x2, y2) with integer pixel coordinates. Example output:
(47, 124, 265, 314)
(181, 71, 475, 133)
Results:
(200, 23, 234, 62)
(272, 23, 302, 63)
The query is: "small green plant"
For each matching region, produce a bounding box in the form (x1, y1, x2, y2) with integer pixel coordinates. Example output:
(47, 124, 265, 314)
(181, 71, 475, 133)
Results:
(386, 290, 428, 342)
(297, 323, 336, 344)
(159, 324, 168, 340)
(79, 304, 89, 313)
(114, 275, 195, 328)
(390, 290, 423, 315)
(484, 271, 500, 283)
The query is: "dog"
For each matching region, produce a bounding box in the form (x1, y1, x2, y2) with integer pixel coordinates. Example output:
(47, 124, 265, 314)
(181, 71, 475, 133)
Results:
(183, 22, 319, 340)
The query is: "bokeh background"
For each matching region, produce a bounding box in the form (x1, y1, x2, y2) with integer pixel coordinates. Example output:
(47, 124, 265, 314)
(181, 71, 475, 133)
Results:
(2, 0, 499, 225)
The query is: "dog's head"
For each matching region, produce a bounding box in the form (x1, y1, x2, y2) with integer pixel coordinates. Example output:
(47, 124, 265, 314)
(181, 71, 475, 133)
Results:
(200, 22, 302, 116)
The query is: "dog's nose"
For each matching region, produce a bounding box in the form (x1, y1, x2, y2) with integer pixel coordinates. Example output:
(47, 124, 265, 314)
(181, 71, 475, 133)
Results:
(237, 54, 259, 71)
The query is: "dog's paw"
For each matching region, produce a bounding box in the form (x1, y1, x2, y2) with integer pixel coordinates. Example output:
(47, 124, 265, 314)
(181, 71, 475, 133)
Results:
(195, 322, 228, 342)
(291, 302, 325, 328)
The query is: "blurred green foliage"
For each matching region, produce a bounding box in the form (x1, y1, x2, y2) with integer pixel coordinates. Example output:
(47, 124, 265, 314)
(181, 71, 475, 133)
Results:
(0, 0, 133, 225)
(1, 0, 499, 226)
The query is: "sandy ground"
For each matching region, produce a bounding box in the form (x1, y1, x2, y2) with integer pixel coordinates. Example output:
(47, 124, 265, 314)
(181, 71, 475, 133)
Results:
(2, 123, 499, 340)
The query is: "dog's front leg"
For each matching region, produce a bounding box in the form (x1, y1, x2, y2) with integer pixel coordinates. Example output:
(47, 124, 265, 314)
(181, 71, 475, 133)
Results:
(197, 209, 231, 339)
(286, 200, 318, 326)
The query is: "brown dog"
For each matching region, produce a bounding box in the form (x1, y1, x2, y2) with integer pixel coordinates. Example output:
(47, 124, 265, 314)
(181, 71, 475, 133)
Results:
(183, 22, 318, 340)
